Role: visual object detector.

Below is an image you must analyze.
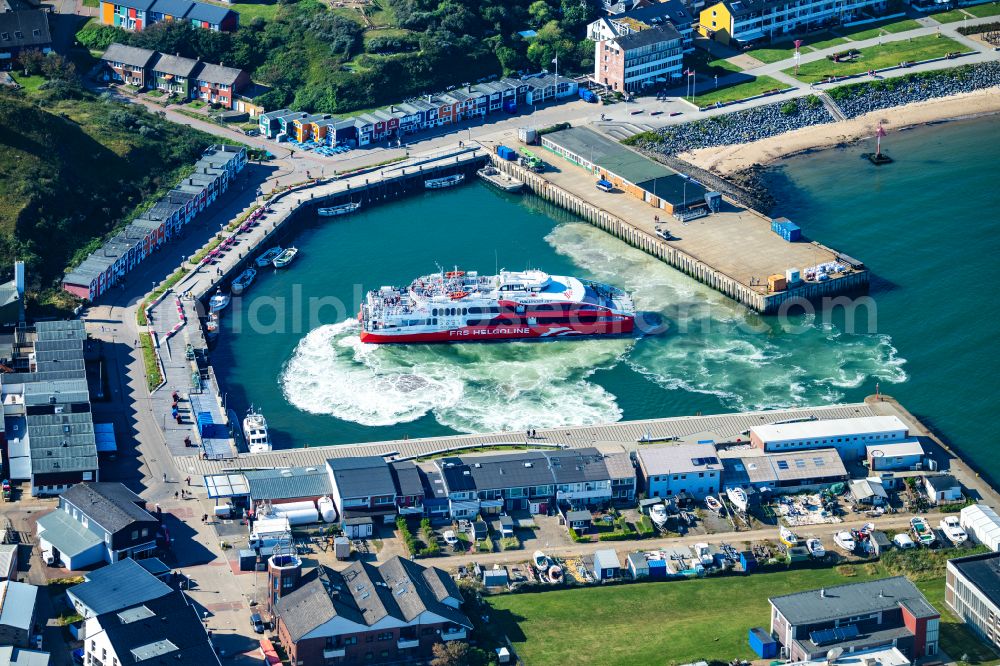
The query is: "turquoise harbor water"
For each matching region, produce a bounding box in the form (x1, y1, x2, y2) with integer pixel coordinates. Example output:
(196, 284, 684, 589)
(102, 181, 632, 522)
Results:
(213, 115, 999, 477)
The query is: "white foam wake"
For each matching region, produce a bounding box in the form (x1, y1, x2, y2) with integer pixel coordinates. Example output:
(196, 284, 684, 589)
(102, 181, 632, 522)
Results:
(280, 318, 631, 432)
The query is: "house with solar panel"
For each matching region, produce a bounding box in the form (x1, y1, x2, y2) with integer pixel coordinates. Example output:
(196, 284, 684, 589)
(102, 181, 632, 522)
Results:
(769, 576, 941, 661)
(83, 590, 221, 666)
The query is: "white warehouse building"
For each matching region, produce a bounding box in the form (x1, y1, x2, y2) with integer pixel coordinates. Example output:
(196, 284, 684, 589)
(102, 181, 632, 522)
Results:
(749, 415, 909, 460)
(961, 504, 1000, 551)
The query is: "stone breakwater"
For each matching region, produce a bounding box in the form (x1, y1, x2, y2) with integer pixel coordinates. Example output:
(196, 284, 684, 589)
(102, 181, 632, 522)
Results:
(636, 97, 833, 154)
(635, 63, 1000, 156)
(831, 62, 1000, 118)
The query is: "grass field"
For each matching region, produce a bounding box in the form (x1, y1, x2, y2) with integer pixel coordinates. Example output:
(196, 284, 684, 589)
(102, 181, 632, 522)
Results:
(746, 44, 800, 64)
(203, 0, 279, 21)
(931, 8, 974, 23)
(686, 48, 744, 75)
(486, 552, 1000, 666)
(810, 35, 851, 49)
(964, 2, 1000, 17)
(787, 34, 966, 83)
(845, 17, 922, 41)
(11, 73, 46, 91)
(691, 75, 785, 107)
(81, 0, 98, 7)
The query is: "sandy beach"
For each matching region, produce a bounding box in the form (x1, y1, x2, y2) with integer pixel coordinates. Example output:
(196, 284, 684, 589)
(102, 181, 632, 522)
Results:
(680, 87, 1000, 175)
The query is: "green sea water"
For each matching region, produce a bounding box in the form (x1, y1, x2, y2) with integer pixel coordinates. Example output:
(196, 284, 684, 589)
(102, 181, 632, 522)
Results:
(213, 115, 999, 477)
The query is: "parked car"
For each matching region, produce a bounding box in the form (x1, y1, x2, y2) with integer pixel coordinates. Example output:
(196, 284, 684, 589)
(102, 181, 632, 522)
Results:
(443, 530, 458, 545)
(893, 533, 916, 549)
(250, 612, 265, 634)
(244, 128, 260, 136)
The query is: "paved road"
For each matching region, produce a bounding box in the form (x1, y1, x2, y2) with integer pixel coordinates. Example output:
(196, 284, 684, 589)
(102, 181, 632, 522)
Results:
(434, 512, 944, 570)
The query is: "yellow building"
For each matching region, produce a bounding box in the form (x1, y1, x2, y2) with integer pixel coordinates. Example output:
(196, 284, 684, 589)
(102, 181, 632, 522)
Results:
(698, 2, 733, 43)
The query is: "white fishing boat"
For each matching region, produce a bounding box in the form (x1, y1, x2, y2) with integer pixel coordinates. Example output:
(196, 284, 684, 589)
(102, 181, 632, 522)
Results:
(548, 564, 563, 582)
(209, 290, 230, 312)
(939, 516, 968, 545)
(806, 538, 826, 558)
(834, 531, 856, 553)
(255, 247, 284, 268)
(425, 173, 465, 189)
(231, 268, 257, 295)
(705, 496, 723, 514)
(779, 526, 800, 547)
(477, 166, 523, 192)
(910, 517, 937, 547)
(694, 543, 714, 566)
(243, 406, 272, 454)
(726, 487, 748, 513)
(273, 247, 299, 268)
(649, 503, 669, 528)
(533, 550, 549, 570)
(318, 201, 361, 217)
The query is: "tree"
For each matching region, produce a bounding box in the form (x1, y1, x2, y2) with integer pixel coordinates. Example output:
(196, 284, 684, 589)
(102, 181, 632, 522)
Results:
(430, 641, 491, 666)
(19, 49, 46, 76)
(525, 20, 574, 70)
(528, 0, 553, 26)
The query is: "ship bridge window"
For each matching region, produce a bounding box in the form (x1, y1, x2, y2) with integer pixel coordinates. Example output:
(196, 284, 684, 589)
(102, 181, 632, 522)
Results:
(432, 309, 438, 316)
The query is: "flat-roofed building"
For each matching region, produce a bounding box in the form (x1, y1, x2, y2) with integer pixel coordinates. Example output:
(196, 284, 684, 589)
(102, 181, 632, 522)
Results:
(749, 415, 909, 460)
(541, 126, 706, 213)
(722, 448, 848, 493)
(946, 552, 1000, 649)
(867, 439, 924, 471)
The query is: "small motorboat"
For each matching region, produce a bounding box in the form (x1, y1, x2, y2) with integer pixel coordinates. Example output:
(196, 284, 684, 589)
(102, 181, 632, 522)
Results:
(318, 201, 361, 217)
(726, 487, 748, 513)
(705, 496, 723, 514)
(779, 526, 800, 548)
(255, 247, 284, 268)
(806, 538, 826, 559)
(649, 503, 669, 528)
(548, 564, 563, 582)
(205, 312, 220, 339)
(834, 531, 856, 553)
(477, 166, 523, 192)
(533, 550, 548, 570)
(231, 268, 257, 295)
(243, 405, 272, 454)
(910, 517, 937, 547)
(425, 173, 465, 189)
(273, 247, 299, 268)
(940, 516, 968, 545)
(208, 290, 230, 312)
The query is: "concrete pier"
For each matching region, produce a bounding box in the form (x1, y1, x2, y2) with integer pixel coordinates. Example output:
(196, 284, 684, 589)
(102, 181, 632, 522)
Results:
(487, 141, 869, 314)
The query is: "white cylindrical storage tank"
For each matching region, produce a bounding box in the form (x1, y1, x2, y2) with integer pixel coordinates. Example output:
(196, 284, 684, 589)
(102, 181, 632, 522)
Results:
(279, 508, 320, 525)
(270, 500, 317, 513)
(318, 497, 336, 523)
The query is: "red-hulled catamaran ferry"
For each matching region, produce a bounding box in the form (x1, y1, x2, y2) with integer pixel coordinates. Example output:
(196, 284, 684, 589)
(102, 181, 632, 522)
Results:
(359, 268, 635, 343)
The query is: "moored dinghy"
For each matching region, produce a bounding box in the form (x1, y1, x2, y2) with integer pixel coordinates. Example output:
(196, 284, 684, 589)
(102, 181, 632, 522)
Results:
(318, 202, 361, 217)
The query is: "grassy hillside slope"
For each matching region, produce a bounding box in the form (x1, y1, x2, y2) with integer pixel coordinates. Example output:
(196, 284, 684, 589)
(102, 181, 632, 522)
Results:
(0, 88, 221, 300)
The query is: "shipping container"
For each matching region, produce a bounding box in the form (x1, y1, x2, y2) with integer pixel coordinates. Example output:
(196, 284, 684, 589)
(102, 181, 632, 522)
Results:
(785, 268, 801, 284)
(496, 145, 517, 161)
(579, 88, 598, 103)
(768, 274, 787, 292)
(648, 559, 668, 579)
(748, 627, 778, 659)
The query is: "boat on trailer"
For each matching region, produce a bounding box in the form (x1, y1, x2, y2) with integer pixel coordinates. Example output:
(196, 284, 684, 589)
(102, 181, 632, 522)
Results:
(318, 202, 361, 217)
(425, 173, 465, 189)
(779, 526, 800, 548)
(910, 517, 937, 547)
(806, 538, 826, 558)
(705, 496, 723, 514)
(726, 487, 748, 513)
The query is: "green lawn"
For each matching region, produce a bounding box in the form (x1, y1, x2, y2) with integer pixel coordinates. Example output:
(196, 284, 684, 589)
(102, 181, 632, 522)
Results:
(932, 8, 973, 22)
(11, 73, 46, 91)
(81, 0, 98, 6)
(746, 44, 800, 64)
(486, 551, 1000, 666)
(810, 35, 851, 50)
(691, 75, 786, 107)
(787, 34, 966, 83)
(964, 2, 1000, 18)
(845, 17, 922, 41)
(203, 0, 279, 21)
(685, 48, 745, 75)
